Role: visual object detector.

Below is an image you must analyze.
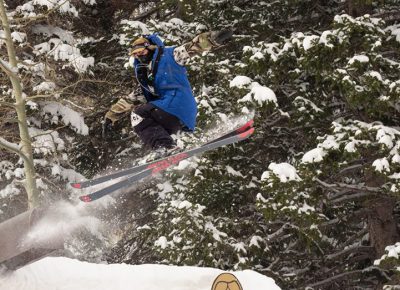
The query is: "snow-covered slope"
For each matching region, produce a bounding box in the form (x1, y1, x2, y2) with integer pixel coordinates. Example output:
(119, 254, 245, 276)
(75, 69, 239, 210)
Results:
(0, 257, 280, 290)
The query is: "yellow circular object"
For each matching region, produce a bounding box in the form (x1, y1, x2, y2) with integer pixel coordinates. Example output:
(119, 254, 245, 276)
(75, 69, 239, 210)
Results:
(211, 273, 243, 290)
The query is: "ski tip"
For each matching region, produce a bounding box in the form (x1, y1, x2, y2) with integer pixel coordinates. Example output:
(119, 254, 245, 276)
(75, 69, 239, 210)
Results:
(71, 183, 82, 189)
(237, 119, 254, 133)
(239, 127, 255, 139)
(79, 195, 92, 203)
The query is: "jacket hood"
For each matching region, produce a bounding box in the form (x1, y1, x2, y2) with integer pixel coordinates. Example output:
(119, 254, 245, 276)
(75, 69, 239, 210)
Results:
(146, 33, 165, 48)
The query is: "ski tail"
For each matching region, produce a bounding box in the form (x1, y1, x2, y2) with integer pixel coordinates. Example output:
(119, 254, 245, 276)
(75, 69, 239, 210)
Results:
(71, 119, 254, 189)
(79, 126, 254, 202)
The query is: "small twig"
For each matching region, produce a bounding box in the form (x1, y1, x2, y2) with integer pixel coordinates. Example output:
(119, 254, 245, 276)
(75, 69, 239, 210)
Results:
(326, 244, 373, 261)
(307, 269, 363, 288)
(31, 125, 67, 139)
(0, 100, 15, 108)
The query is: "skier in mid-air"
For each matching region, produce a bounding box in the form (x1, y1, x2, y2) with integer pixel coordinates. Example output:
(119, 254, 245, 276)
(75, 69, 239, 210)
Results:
(103, 30, 232, 153)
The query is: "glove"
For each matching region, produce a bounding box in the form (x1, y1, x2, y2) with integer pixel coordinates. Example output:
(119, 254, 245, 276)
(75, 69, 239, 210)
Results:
(126, 92, 146, 106)
(186, 28, 233, 54)
(210, 28, 233, 46)
(102, 98, 135, 140)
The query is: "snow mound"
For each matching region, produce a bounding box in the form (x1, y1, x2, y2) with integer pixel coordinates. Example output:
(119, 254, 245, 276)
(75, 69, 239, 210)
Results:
(0, 257, 281, 290)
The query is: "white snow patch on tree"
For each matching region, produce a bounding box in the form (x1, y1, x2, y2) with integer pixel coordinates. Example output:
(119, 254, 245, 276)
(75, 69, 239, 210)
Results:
(0, 183, 21, 198)
(298, 202, 315, 214)
(368, 71, 383, 81)
(375, 242, 400, 265)
(229, 76, 252, 88)
(250, 51, 264, 61)
(33, 39, 94, 73)
(82, 0, 96, 5)
(302, 147, 327, 163)
(21, 0, 79, 16)
(319, 30, 334, 48)
(11, 31, 26, 43)
(156, 181, 174, 199)
(120, 20, 150, 35)
(154, 236, 168, 249)
(239, 83, 277, 107)
(41, 102, 89, 135)
(169, 18, 185, 26)
(392, 154, 400, 163)
(249, 235, 263, 248)
(205, 221, 228, 242)
(32, 25, 75, 44)
(344, 141, 357, 153)
(226, 166, 244, 177)
(320, 136, 340, 150)
(387, 25, 400, 43)
(375, 126, 399, 149)
(303, 35, 319, 50)
(262, 162, 301, 183)
(177, 200, 192, 209)
(33, 81, 56, 93)
(348, 54, 369, 65)
(233, 242, 247, 254)
(372, 157, 390, 172)
(29, 127, 65, 155)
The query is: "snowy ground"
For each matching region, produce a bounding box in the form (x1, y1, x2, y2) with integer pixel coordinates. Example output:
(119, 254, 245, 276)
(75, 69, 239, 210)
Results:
(0, 257, 281, 290)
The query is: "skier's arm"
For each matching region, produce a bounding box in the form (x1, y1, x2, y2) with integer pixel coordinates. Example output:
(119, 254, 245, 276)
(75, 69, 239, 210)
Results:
(173, 29, 233, 66)
(174, 29, 233, 65)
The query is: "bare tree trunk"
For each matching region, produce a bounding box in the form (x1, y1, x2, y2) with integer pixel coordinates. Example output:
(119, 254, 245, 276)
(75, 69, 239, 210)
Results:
(0, 0, 39, 208)
(367, 197, 400, 257)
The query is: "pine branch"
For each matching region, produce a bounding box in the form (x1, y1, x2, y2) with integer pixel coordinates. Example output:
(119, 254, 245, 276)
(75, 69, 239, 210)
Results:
(307, 266, 390, 289)
(330, 192, 379, 204)
(315, 178, 381, 193)
(266, 223, 290, 242)
(372, 10, 400, 23)
(133, 6, 160, 21)
(306, 269, 363, 288)
(10, 0, 70, 26)
(326, 244, 373, 261)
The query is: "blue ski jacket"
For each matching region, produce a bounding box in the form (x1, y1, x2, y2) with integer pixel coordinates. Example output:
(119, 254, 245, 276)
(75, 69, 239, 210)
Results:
(133, 34, 197, 131)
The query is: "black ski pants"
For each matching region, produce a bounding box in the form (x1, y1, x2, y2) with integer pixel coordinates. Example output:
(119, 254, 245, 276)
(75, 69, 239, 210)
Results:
(133, 103, 181, 150)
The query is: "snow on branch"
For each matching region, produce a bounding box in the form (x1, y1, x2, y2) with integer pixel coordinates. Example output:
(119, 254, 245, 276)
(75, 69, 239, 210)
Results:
(40, 102, 89, 135)
(16, 0, 78, 17)
(0, 57, 18, 78)
(33, 38, 94, 73)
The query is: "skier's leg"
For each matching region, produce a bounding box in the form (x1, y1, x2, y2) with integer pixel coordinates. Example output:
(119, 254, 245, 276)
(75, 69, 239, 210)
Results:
(149, 106, 181, 135)
(133, 104, 178, 149)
